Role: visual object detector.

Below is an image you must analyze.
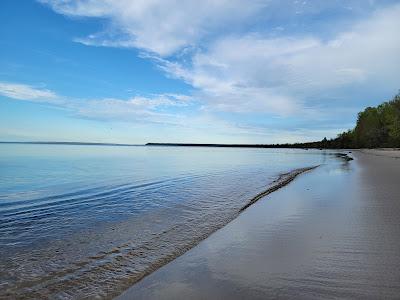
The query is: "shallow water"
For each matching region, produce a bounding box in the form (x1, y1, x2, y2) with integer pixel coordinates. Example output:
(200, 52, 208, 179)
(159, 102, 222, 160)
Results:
(0, 144, 334, 298)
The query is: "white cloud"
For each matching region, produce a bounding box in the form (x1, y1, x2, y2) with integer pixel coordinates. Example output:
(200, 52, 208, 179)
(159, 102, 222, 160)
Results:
(72, 94, 193, 123)
(159, 4, 400, 114)
(39, 0, 268, 56)
(0, 82, 60, 103)
(280, 8, 400, 93)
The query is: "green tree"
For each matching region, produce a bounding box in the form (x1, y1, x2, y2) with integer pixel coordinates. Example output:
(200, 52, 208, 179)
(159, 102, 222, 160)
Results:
(326, 91, 400, 149)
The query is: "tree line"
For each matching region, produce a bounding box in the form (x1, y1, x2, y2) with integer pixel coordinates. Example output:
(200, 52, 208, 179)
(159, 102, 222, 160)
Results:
(313, 91, 400, 149)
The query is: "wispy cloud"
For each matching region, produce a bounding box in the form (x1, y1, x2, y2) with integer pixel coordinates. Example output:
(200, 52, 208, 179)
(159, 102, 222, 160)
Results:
(0, 81, 194, 124)
(71, 94, 194, 124)
(39, 0, 267, 56)
(0, 82, 61, 103)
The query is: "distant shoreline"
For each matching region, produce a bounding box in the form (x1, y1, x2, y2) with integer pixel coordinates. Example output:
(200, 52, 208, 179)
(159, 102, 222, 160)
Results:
(147, 142, 330, 149)
(0, 141, 141, 147)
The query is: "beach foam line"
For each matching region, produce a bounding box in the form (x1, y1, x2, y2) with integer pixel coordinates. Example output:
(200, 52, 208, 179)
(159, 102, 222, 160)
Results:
(240, 166, 319, 212)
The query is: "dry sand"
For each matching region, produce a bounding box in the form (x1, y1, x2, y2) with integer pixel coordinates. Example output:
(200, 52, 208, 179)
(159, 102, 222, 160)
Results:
(117, 150, 400, 299)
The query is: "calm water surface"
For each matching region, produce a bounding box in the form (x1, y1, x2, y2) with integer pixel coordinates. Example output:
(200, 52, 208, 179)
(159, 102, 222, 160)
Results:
(0, 144, 333, 298)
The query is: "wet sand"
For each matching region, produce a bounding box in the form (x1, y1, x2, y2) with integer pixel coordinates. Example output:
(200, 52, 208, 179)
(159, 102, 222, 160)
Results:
(117, 151, 400, 299)
(360, 148, 400, 158)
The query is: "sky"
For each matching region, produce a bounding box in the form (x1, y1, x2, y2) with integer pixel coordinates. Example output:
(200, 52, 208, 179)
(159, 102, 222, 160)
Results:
(1, 0, 399, 144)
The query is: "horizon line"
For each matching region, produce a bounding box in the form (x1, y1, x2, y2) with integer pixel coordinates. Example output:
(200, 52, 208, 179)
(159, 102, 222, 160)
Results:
(0, 141, 142, 146)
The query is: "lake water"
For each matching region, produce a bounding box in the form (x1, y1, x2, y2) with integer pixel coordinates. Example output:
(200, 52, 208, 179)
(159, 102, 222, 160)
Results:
(0, 144, 338, 299)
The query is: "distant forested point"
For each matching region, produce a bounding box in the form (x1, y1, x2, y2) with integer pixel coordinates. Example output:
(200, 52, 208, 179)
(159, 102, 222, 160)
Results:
(318, 91, 400, 149)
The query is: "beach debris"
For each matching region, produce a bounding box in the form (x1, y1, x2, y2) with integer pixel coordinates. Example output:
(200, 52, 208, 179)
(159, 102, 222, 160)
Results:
(335, 153, 353, 161)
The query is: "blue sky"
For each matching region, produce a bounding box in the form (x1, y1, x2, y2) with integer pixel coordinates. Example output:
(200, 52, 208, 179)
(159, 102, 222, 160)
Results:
(1, 0, 399, 144)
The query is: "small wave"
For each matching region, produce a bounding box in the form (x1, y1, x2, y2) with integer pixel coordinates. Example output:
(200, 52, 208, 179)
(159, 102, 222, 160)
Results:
(240, 166, 319, 211)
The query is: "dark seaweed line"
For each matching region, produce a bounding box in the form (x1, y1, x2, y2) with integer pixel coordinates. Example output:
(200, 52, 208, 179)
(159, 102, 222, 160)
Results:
(239, 165, 319, 212)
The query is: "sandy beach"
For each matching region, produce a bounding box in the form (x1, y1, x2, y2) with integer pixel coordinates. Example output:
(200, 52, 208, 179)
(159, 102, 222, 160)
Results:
(117, 150, 400, 299)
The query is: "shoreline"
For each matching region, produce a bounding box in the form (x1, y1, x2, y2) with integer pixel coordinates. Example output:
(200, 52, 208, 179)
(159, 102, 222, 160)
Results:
(109, 165, 321, 298)
(112, 164, 325, 298)
(117, 150, 400, 299)
(239, 166, 318, 212)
